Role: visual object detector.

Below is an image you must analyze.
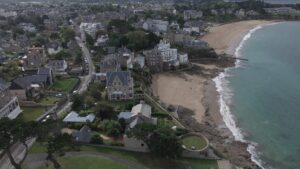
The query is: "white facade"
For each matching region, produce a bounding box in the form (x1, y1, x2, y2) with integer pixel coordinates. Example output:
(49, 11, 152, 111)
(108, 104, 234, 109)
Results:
(80, 22, 104, 38)
(0, 96, 22, 119)
(143, 19, 169, 33)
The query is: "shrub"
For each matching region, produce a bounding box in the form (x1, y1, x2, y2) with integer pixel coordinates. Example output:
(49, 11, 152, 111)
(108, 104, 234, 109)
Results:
(90, 134, 103, 144)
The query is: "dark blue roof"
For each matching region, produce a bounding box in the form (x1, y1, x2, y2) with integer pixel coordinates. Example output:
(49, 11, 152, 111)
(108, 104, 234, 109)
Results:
(37, 67, 51, 75)
(106, 71, 131, 87)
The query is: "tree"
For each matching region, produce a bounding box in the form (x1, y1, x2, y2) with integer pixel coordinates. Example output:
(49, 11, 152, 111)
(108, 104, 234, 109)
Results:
(90, 134, 103, 144)
(101, 120, 122, 138)
(107, 19, 134, 34)
(128, 124, 182, 159)
(147, 126, 182, 159)
(32, 35, 49, 47)
(46, 134, 74, 169)
(0, 118, 39, 169)
(60, 27, 75, 42)
(85, 33, 94, 47)
(72, 94, 84, 111)
(95, 104, 114, 119)
(54, 50, 72, 60)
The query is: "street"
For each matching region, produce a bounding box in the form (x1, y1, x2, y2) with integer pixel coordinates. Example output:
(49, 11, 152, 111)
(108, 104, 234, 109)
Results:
(0, 29, 95, 169)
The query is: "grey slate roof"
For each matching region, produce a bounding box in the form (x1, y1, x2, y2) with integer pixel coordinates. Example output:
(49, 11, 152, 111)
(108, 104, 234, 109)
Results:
(37, 67, 51, 75)
(48, 60, 65, 68)
(12, 75, 48, 89)
(106, 71, 131, 87)
(72, 125, 92, 143)
(129, 114, 154, 128)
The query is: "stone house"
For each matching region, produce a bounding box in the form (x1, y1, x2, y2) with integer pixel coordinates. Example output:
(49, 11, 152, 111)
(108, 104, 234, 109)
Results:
(106, 71, 134, 100)
(183, 10, 203, 20)
(23, 47, 47, 71)
(143, 48, 163, 72)
(47, 60, 68, 75)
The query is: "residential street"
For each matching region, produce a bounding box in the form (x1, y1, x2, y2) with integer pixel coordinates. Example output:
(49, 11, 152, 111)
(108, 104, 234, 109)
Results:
(0, 32, 95, 169)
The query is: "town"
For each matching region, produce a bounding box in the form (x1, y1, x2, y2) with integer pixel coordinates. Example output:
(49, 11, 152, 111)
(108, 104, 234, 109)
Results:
(0, 0, 300, 169)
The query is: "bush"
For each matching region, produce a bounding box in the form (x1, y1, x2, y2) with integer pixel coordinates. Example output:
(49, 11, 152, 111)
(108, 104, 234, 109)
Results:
(90, 134, 103, 144)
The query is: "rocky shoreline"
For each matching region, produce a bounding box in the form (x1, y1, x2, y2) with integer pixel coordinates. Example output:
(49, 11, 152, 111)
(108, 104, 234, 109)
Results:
(175, 58, 260, 169)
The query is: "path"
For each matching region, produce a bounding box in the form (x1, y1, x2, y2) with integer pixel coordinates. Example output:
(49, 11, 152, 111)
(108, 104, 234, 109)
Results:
(217, 160, 232, 169)
(23, 152, 149, 169)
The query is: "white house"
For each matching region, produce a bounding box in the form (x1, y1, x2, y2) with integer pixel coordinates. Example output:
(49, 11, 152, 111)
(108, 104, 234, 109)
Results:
(143, 19, 169, 34)
(47, 60, 68, 75)
(0, 80, 22, 119)
(63, 111, 95, 123)
(80, 22, 105, 38)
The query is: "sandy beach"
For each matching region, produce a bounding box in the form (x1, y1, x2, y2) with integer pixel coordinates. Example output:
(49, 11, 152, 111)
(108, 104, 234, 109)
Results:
(152, 64, 219, 123)
(152, 20, 273, 124)
(202, 20, 273, 55)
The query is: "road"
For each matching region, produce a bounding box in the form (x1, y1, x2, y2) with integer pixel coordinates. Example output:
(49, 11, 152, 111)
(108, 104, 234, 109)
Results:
(0, 29, 95, 169)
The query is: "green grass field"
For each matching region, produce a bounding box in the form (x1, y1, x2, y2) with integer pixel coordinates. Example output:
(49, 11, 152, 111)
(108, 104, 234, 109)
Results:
(21, 107, 48, 121)
(182, 135, 208, 150)
(50, 78, 80, 93)
(30, 144, 218, 169)
(38, 96, 61, 105)
(43, 156, 130, 169)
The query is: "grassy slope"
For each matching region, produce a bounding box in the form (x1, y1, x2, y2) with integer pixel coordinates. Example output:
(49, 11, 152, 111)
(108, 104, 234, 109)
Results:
(182, 136, 208, 150)
(30, 144, 218, 169)
(21, 107, 48, 121)
(43, 156, 130, 169)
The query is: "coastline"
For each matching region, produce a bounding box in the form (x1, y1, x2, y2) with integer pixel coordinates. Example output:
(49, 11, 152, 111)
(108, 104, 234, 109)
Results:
(151, 20, 276, 168)
(203, 20, 279, 169)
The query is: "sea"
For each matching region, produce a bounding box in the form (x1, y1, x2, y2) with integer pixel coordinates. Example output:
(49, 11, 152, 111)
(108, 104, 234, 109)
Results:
(213, 22, 300, 169)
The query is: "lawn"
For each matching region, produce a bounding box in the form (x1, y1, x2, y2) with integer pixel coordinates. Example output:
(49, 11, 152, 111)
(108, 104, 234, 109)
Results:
(50, 77, 80, 93)
(21, 107, 48, 121)
(182, 135, 208, 150)
(42, 156, 130, 169)
(30, 143, 218, 169)
(38, 96, 61, 105)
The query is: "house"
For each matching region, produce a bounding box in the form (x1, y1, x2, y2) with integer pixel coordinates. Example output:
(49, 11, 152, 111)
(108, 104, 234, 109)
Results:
(18, 23, 37, 33)
(69, 66, 83, 76)
(0, 79, 22, 119)
(94, 34, 109, 47)
(158, 40, 180, 69)
(23, 47, 47, 70)
(119, 101, 157, 152)
(264, 7, 300, 16)
(72, 125, 92, 143)
(47, 60, 68, 75)
(118, 101, 157, 128)
(235, 9, 246, 19)
(47, 42, 62, 55)
(183, 10, 203, 20)
(143, 48, 163, 72)
(142, 19, 169, 34)
(106, 71, 134, 100)
(10, 75, 47, 100)
(63, 111, 95, 123)
(80, 22, 105, 39)
(10, 68, 54, 100)
(37, 67, 54, 85)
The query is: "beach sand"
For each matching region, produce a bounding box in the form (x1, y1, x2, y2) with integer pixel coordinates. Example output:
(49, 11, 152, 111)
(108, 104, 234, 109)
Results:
(202, 20, 273, 55)
(152, 64, 219, 123)
(152, 20, 273, 124)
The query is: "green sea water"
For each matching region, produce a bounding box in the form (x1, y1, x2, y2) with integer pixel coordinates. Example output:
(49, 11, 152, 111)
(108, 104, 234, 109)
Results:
(217, 22, 300, 169)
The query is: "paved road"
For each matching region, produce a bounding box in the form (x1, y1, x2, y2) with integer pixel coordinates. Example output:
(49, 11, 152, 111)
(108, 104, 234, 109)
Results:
(23, 152, 149, 169)
(0, 29, 95, 169)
